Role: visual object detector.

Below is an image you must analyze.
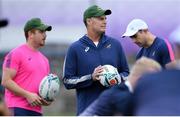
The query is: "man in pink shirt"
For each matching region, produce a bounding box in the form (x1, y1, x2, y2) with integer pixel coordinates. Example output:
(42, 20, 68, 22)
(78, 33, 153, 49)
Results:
(1, 18, 52, 116)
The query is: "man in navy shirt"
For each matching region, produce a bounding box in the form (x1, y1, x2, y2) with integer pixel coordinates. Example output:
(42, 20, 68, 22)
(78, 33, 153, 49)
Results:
(169, 26, 180, 59)
(63, 5, 129, 115)
(122, 19, 175, 68)
(133, 68, 180, 115)
(168, 26, 180, 68)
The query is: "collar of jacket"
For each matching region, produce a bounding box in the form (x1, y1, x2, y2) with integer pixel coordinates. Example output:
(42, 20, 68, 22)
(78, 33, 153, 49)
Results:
(80, 33, 109, 48)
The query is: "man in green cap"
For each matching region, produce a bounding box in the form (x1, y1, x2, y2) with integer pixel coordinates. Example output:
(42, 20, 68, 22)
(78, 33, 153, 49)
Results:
(63, 5, 129, 115)
(1, 18, 52, 116)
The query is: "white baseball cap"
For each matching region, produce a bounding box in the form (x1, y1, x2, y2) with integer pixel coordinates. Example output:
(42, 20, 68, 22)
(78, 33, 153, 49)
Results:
(122, 19, 148, 38)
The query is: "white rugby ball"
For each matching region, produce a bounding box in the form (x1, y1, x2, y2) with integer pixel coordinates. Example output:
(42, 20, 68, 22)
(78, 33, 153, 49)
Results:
(99, 65, 121, 87)
(39, 73, 60, 101)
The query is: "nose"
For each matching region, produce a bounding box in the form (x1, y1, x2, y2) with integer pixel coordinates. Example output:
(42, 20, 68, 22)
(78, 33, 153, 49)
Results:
(104, 18, 107, 24)
(43, 32, 47, 38)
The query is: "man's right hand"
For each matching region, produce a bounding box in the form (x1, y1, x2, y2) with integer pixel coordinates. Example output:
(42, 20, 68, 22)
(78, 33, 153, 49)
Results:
(25, 92, 43, 106)
(41, 98, 53, 106)
(92, 65, 104, 81)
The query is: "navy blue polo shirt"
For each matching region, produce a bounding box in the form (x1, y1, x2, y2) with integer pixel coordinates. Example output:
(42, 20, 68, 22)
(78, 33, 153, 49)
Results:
(136, 37, 174, 68)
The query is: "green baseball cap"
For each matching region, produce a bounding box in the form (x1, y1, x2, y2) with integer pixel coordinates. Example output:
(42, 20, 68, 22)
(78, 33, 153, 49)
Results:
(24, 18, 52, 32)
(83, 5, 111, 22)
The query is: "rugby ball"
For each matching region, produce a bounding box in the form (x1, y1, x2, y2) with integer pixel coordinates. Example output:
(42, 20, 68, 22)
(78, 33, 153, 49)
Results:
(39, 73, 60, 101)
(99, 65, 121, 87)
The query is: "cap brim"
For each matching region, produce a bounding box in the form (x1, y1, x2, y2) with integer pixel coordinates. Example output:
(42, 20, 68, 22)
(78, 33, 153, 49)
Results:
(121, 32, 129, 38)
(104, 9, 111, 15)
(38, 25, 52, 31)
(121, 31, 138, 38)
(94, 9, 112, 17)
(121, 35, 126, 38)
(0, 19, 8, 28)
(45, 25, 52, 31)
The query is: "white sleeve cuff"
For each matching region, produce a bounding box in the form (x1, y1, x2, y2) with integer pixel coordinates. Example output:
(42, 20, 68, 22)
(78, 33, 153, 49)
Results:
(125, 80, 133, 93)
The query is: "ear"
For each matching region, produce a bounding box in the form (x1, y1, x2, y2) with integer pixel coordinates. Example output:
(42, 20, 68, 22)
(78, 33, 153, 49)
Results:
(86, 18, 91, 25)
(28, 31, 33, 38)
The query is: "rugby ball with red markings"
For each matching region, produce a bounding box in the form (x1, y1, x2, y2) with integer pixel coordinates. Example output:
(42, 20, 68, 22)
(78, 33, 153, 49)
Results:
(99, 65, 121, 87)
